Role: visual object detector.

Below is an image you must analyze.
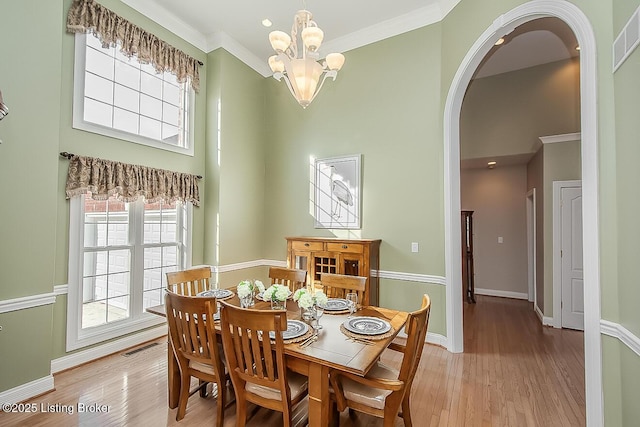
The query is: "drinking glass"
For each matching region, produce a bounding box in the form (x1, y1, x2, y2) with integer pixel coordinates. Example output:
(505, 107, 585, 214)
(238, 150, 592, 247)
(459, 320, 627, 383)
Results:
(346, 293, 358, 318)
(313, 304, 324, 330)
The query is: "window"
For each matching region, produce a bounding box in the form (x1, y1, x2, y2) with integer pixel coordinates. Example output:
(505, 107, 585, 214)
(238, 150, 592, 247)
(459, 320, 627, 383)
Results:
(67, 193, 192, 351)
(73, 33, 194, 155)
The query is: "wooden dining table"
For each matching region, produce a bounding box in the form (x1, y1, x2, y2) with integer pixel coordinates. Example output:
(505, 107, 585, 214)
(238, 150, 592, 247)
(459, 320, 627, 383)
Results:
(147, 293, 408, 427)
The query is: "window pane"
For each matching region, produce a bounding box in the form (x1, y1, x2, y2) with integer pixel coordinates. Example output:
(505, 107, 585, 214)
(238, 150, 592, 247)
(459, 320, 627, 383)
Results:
(140, 116, 162, 140)
(143, 289, 163, 310)
(162, 123, 179, 144)
(114, 84, 140, 113)
(114, 49, 139, 69)
(108, 249, 130, 274)
(144, 222, 161, 245)
(86, 34, 114, 54)
(161, 223, 177, 243)
(84, 222, 107, 247)
(144, 268, 162, 291)
(141, 71, 162, 98)
(163, 246, 178, 266)
(140, 94, 162, 120)
(163, 81, 180, 105)
(114, 107, 139, 134)
(107, 296, 130, 323)
(85, 72, 114, 104)
(84, 251, 108, 277)
(115, 61, 140, 91)
(162, 102, 179, 126)
(144, 247, 162, 269)
(82, 300, 107, 329)
(84, 98, 113, 127)
(108, 272, 130, 298)
(86, 47, 114, 80)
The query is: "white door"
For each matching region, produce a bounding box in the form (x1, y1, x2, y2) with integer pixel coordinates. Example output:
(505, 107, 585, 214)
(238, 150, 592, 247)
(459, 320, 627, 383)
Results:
(561, 186, 584, 330)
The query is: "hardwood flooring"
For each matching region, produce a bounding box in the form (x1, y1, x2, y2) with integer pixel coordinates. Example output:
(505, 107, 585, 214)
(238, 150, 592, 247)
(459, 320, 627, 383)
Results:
(0, 295, 585, 426)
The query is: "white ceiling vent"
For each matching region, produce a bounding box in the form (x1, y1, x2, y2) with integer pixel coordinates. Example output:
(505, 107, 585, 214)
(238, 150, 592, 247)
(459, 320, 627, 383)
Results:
(613, 6, 640, 72)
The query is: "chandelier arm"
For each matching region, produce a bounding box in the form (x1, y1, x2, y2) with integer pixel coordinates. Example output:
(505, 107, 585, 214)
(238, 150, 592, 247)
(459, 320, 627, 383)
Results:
(307, 71, 335, 105)
(278, 53, 302, 101)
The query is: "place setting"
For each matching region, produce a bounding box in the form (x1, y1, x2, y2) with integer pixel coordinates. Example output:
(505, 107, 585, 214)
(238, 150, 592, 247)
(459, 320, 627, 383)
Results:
(197, 288, 235, 300)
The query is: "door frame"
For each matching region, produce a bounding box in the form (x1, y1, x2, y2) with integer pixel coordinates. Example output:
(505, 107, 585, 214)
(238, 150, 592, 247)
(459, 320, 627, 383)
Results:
(553, 180, 582, 328)
(443, 1, 602, 425)
(526, 188, 537, 306)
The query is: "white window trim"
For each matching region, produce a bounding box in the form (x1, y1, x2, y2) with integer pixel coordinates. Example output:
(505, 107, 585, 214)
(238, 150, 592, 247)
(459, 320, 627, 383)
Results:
(72, 33, 195, 156)
(66, 195, 193, 352)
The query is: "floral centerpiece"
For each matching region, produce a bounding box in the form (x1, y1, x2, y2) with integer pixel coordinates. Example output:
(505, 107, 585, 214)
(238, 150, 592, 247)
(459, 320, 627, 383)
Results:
(237, 279, 265, 308)
(263, 284, 290, 310)
(293, 288, 328, 321)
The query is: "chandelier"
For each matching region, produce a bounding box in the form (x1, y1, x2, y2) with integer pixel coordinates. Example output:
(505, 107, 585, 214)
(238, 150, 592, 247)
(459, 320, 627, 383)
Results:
(268, 10, 345, 109)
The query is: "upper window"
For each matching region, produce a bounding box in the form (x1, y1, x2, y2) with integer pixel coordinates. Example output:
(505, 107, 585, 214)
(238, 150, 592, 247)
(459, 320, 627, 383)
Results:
(73, 33, 194, 155)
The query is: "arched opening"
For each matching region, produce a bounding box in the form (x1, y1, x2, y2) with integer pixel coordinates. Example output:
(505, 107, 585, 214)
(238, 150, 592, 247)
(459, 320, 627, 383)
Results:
(443, 1, 602, 424)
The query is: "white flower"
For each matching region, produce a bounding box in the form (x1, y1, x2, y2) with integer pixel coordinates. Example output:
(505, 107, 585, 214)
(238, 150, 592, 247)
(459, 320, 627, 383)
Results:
(264, 284, 289, 301)
(254, 280, 265, 293)
(293, 288, 307, 302)
(314, 290, 328, 307)
(237, 280, 252, 298)
(298, 292, 314, 309)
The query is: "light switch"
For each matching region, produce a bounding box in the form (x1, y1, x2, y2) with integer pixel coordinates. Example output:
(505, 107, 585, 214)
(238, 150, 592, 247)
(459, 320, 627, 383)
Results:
(498, 236, 503, 244)
(411, 242, 419, 253)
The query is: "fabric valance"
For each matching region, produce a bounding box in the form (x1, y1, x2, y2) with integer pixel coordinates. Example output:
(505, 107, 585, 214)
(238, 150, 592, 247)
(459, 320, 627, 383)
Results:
(66, 0, 201, 92)
(65, 154, 201, 206)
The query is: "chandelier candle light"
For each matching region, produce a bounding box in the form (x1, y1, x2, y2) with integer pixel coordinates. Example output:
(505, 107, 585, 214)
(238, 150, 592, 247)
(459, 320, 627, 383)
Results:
(268, 9, 345, 108)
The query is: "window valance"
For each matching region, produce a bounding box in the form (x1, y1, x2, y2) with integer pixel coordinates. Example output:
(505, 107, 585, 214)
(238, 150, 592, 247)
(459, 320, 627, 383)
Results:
(64, 154, 201, 206)
(66, 0, 201, 92)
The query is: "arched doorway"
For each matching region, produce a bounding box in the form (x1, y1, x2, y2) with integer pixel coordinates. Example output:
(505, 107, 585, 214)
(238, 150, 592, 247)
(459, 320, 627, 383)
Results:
(443, 1, 602, 424)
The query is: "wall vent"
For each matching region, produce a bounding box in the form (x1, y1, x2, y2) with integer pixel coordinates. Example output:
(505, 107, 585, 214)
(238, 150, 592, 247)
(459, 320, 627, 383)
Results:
(122, 342, 159, 357)
(613, 6, 640, 71)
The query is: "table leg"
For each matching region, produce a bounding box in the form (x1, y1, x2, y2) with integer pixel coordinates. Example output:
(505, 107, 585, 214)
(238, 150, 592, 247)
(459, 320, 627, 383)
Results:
(307, 363, 330, 427)
(167, 340, 180, 409)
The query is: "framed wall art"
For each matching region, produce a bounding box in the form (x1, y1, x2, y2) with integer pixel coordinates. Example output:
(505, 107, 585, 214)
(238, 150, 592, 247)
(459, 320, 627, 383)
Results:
(314, 154, 361, 229)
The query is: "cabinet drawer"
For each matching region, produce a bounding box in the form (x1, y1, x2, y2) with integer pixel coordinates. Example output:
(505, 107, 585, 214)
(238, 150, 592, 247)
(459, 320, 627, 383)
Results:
(291, 240, 324, 251)
(326, 242, 364, 254)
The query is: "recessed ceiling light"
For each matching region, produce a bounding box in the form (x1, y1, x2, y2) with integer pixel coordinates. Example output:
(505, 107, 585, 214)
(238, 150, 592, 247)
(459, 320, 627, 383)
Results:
(487, 161, 497, 169)
(495, 38, 505, 46)
(262, 18, 272, 28)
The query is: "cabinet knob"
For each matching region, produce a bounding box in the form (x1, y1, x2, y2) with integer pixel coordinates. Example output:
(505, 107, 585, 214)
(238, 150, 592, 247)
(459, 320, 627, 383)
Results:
(304, 243, 310, 247)
(342, 245, 348, 249)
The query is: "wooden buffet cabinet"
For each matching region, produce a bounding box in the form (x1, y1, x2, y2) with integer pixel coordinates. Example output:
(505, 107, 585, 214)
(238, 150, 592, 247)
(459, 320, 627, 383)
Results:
(286, 237, 381, 306)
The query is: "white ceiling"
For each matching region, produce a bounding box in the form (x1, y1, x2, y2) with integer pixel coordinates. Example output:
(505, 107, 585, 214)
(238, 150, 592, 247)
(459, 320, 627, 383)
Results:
(122, 0, 461, 76)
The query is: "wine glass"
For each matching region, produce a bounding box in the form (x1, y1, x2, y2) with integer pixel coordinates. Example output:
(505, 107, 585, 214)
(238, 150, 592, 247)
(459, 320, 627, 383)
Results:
(346, 293, 358, 318)
(313, 304, 324, 330)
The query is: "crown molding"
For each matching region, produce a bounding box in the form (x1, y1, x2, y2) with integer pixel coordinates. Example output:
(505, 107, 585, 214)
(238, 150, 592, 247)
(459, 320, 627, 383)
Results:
(539, 132, 582, 144)
(207, 31, 272, 77)
(121, 0, 209, 52)
(321, 4, 443, 56)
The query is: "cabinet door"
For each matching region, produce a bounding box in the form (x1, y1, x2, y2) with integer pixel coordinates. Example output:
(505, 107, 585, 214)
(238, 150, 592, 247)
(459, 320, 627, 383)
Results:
(341, 255, 361, 276)
(312, 252, 339, 285)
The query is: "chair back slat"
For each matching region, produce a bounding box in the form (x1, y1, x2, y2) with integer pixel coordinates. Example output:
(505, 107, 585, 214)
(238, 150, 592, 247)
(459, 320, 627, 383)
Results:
(220, 302, 289, 401)
(269, 266, 307, 291)
(167, 266, 212, 296)
(320, 273, 367, 303)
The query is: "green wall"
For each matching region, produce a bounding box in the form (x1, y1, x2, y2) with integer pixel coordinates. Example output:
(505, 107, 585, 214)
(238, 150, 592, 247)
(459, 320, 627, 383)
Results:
(1, 1, 638, 425)
(612, 0, 640, 425)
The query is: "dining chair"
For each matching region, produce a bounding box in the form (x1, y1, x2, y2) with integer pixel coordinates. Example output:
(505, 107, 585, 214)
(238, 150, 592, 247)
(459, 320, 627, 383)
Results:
(329, 294, 431, 427)
(166, 266, 213, 296)
(269, 266, 308, 291)
(219, 301, 309, 427)
(165, 291, 229, 425)
(320, 273, 367, 305)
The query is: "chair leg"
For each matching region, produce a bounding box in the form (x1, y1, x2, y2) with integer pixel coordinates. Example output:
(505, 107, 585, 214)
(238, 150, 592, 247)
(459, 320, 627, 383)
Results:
(236, 395, 247, 427)
(216, 381, 225, 427)
(401, 395, 412, 427)
(176, 372, 191, 421)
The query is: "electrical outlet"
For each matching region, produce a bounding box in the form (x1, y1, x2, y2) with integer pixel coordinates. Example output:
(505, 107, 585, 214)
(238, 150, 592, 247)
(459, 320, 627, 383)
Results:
(498, 236, 504, 244)
(411, 242, 419, 253)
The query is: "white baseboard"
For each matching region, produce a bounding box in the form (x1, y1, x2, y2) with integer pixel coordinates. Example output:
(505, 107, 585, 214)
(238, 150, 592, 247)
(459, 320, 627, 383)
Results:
(0, 375, 54, 405)
(396, 329, 448, 348)
(475, 288, 528, 300)
(51, 325, 167, 374)
(534, 304, 554, 326)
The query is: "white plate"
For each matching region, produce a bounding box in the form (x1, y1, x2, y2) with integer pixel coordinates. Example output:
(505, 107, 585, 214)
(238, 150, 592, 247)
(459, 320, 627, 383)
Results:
(343, 316, 391, 336)
(269, 320, 309, 340)
(197, 289, 234, 300)
(324, 298, 350, 311)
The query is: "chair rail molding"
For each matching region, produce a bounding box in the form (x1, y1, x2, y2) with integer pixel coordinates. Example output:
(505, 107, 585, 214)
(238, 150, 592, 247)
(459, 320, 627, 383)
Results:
(0, 292, 56, 314)
(600, 320, 640, 357)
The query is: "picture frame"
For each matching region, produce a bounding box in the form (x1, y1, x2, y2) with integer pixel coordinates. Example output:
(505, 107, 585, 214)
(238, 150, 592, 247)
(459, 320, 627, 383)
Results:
(314, 154, 361, 229)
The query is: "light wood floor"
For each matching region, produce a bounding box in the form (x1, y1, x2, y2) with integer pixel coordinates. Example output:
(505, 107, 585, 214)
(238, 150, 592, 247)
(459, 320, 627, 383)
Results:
(0, 295, 585, 426)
